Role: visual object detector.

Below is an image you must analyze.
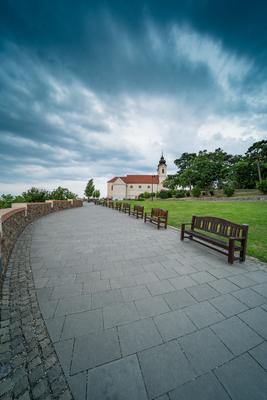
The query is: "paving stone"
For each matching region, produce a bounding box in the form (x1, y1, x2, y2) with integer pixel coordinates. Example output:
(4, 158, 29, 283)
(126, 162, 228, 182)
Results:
(215, 353, 267, 400)
(238, 307, 267, 339)
(154, 310, 196, 341)
(45, 317, 65, 342)
(179, 327, 233, 374)
(121, 285, 151, 302)
(169, 372, 231, 400)
(83, 279, 111, 293)
(61, 309, 103, 339)
(54, 339, 74, 375)
(209, 278, 239, 294)
(32, 378, 49, 399)
(92, 289, 123, 308)
(146, 280, 176, 296)
(184, 301, 224, 329)
(110, 276, 137, 289)
(232, 288, 267, 308)
(55, 295, 92, 316)
(38, 300, 59, 320)
(249, 341, 267, 370)
(244, 270, 267, 283)
(164, 289, 196, 310)
(227, 274, 257, 288)
(252, 282, 267, 297)
(154, 267, 178, 280)
(211, 316, 263, 355)
(118, 318, 162, 356)
(135, 272, 159, 285)
(103, 302, 140, 329)
(191, 271, 217, 284)
(168, 276, 196, 290)
(71, 328, 121, 373)
(138, 341, 195, 399)
(187, 283, 220, 302)
(68, 372, 87, 400)
(210, 294, 248, 317)
(135, 296, 170, 318)
(50, 283, 83, 299)
(87, 355, 147, 400)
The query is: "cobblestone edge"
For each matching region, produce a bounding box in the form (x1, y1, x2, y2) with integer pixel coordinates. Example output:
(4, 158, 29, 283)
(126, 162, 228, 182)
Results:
(0, 224, 73, 400)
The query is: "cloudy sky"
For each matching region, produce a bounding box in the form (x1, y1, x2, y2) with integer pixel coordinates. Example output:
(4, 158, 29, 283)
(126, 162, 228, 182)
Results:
(0, 1, 267, 196)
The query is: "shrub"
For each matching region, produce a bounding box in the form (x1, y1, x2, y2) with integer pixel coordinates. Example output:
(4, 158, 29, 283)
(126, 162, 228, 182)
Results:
(223, 185, 235, 197)
(209, 189, 214, 196)
(137, 198, 145, 201)
(257, 178, 267, 194)
(138, 193, 144, 199)
(192, 186, 201, 197)
(185, 191, 191, 197)
(175, 190, 186, 198)
(143, 191, 151, 199)
(159, 190, 169, 199)
(202, 191, 207, 196)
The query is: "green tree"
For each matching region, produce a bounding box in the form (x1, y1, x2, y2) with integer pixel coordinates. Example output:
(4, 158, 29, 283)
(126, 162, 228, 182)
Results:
(0, 194, 14, 208)
(85, 179, 95, 199)
(245, 140, 267, 183)
(50, 186, 77, 200)
(22, 187, 49, 202)
(94, 189, 100, 198)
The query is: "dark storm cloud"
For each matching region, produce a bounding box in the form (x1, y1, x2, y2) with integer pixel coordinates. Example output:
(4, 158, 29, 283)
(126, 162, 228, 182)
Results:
(0, 0, 267, 194)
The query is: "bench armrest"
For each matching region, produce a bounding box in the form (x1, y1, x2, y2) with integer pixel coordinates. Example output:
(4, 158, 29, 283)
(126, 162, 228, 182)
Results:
(229, 236, 247, 241)
(182, 222, 192, 226)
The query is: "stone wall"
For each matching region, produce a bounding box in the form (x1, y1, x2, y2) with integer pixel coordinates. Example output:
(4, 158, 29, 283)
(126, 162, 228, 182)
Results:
(0, 200, 83, 285)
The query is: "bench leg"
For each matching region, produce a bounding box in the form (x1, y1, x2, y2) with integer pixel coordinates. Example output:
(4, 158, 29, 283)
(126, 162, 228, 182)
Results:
(239, 240, 247, 262)
(228, 239, 235, 264)
(180, 224, 185, 241)
(144, 214, 147, 223)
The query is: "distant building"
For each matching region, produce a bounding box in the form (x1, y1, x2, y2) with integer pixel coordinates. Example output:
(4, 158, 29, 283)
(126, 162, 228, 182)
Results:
(107, 154, 167, 200)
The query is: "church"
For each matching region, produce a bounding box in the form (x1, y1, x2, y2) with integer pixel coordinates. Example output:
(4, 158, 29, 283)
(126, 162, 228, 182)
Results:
(107, 154, 167, 200)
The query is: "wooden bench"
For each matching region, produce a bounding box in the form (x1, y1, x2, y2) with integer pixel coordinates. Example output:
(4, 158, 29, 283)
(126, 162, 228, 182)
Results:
(129, 205, 144, 219)
(180, 216, 249, 264)
(108, 201, 114, 209)
(122, 203, 131, 213)
(144, 208, 168, 229)
(115, 202, 122, 211)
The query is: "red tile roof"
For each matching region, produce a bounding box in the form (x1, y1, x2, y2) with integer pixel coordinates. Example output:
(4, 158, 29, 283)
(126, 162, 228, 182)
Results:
(108, 175, 159, 184)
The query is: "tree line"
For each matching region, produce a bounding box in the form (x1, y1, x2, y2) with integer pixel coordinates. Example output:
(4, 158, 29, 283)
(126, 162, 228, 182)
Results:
(163, 140, 267, 195)
(0, 186, 78, 209)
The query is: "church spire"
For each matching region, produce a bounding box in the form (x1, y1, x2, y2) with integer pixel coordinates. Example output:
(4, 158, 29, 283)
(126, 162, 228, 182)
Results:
(158, 152, 166, 168)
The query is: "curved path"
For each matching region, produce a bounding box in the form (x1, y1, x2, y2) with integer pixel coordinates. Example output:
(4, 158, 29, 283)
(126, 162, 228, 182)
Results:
(15, 204, 267, 398)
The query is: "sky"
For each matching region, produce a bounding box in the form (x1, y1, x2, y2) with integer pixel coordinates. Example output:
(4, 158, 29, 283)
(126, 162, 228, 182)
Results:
(0, 0, 267, 197)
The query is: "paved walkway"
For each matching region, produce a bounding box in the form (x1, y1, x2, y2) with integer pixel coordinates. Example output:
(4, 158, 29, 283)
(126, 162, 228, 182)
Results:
(29, 204, 267, 398)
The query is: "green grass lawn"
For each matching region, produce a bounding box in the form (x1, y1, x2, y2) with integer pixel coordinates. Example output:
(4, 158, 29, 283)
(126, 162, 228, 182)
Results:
(124, 199, 267, 263)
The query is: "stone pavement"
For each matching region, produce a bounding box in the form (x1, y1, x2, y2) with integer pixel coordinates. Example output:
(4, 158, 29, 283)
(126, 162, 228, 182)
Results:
(2, 203, 267, 399)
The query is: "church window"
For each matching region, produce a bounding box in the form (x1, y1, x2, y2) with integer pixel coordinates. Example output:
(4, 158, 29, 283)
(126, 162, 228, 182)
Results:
(130, 185, 133, 188)
(138, 185, 142, 188)
(111, 185, 113, 190)
(147, 185, 150, 188)
(162, 168, 164, 174)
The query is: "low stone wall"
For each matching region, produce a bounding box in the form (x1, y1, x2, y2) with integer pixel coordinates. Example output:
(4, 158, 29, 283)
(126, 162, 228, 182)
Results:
(0, 200, 83, 285)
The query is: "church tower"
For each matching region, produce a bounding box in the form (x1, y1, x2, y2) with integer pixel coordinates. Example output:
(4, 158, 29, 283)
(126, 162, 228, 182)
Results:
(157, 153, 167, 184)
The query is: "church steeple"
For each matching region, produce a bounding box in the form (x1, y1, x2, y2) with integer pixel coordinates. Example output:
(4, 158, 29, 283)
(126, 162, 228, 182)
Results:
(157, 153, 167, 183)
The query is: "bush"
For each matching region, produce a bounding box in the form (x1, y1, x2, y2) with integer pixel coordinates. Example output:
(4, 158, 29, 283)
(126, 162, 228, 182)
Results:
(257, 178, 267, 194)
(137, 198, 145, 201)
(202, 191, 207, 196)
(175, 190, 186, 198)
(138, 193, 144, 199)
(143, 191, 151, 199)
(185, 191, 191, 197)
(223, 185, 235, 197)
(159, 190, 169, 199)
(209, 189, 214, 196)
(192, 186, 201, 197)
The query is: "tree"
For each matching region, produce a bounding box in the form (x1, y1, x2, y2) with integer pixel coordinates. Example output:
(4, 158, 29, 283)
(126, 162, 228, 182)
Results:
(94, 190, 100, 198)
(22, 187, 49, 202)
(85, 179, 95, 199)
(50, 186, 77, 200)
(245, 140, 267, 183)
(0, 194, 14, 208)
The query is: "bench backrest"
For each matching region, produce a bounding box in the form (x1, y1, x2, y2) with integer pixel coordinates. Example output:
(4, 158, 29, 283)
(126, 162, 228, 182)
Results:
(151, 208, 168, 219)
(123, 203, 130, 209)
(192, 216, 248, 238)
(134, 205, 144, 212)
